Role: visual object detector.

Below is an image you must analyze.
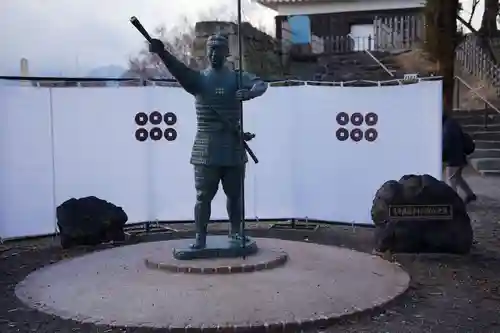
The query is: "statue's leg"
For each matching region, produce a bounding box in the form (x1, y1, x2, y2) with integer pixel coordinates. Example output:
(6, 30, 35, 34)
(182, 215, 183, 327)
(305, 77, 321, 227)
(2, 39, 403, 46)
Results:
(221, 165, 246, 239)
(193, 165, 221, 249)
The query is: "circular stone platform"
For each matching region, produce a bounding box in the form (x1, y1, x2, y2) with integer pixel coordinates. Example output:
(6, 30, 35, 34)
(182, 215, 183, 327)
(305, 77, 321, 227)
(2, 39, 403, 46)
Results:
(145, 239, 288, 274)
(15, 238, 410, 331)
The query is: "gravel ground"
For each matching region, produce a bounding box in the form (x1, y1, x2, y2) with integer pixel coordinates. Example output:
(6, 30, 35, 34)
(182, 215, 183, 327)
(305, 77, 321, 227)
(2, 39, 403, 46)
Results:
(1, 174, 500, 333)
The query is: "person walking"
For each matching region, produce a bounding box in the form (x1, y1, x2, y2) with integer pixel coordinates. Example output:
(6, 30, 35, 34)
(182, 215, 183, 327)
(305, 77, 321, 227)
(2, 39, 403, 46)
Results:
(442, 113, 477, 204)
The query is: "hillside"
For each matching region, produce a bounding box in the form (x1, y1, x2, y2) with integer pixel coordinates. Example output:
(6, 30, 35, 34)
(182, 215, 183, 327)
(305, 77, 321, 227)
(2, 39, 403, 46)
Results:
(392, 48, 500, 110)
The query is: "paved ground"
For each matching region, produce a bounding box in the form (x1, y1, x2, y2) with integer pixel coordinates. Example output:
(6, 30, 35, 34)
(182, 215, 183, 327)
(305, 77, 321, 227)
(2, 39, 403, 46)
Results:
(14, 238, 408, 329)
(1, 173, 500, 332)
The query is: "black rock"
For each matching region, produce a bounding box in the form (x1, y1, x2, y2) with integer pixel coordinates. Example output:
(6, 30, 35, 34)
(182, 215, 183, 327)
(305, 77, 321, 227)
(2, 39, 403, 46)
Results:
(57, 196, 128, 249)
(371, 174, 473, 254)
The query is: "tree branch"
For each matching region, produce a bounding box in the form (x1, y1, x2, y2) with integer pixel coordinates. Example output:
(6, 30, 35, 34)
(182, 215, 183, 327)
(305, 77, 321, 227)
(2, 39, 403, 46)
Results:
(457, 14, 478, 33)
(468, 0, 481, 24)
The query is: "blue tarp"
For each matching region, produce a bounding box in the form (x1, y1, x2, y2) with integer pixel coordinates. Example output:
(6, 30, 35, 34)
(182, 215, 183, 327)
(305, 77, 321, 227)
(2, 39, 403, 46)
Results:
(288, 15, 311, 44)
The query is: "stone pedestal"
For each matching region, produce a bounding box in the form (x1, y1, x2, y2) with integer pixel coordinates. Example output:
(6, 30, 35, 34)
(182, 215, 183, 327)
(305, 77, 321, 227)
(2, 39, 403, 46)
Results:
(172, 235, 258, 260)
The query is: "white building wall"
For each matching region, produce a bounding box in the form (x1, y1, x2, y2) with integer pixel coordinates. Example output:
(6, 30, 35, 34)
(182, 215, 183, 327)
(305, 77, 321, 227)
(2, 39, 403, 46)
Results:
(274, 0, 424, 16)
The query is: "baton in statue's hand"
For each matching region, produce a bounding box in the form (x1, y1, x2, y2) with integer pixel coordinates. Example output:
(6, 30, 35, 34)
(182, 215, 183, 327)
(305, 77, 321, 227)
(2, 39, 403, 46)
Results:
(130, 16, 153, 43)
(129, 16, 259, 164)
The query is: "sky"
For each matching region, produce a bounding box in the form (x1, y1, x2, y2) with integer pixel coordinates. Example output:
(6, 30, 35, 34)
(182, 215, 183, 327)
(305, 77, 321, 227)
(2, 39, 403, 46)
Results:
(0, 0, 276, 76)
(0, 0, 485, 77)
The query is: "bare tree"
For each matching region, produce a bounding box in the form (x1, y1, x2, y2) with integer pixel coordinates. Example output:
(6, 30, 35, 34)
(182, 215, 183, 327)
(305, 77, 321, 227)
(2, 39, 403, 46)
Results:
(479, 0, 499, 36)
(425, 0, 460, 114)
(457, 0, 481, 32)
(125, 1, 272, 79)
(126, 21, 195, 79)
(126, 6, 230, 79)
(468, 0, 481, 25)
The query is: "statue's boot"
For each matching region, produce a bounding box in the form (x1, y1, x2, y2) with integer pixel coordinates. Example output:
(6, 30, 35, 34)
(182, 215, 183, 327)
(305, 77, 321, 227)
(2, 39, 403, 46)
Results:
(192, 197, 210, 249)
(192, 166, 221, 249)
(222, 166, 246, 242)
(227, 195, 243, 240)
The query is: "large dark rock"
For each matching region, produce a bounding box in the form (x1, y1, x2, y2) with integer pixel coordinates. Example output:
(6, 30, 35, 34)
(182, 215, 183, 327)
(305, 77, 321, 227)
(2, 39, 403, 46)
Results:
(371, 174, 473, 254)
(57, 196, 128, 249)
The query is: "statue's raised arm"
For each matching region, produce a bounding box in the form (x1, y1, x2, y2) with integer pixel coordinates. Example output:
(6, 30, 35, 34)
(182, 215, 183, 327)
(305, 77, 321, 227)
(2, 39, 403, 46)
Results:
(149, 39, 201, 95)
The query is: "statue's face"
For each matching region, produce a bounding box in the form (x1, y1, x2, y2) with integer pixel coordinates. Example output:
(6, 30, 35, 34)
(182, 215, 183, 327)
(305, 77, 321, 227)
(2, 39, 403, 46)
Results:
(208, 44, 228, 69)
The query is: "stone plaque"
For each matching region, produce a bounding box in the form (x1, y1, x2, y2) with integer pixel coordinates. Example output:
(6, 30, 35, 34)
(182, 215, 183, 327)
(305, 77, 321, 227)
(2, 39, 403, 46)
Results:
(388, 204, 453, 220)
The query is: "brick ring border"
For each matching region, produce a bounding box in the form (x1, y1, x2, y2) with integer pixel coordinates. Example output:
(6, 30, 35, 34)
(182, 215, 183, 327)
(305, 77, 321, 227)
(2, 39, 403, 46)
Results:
(144, 251, 288, 274)
(139, 282, 408, 333)
(142, 286, 408, 333)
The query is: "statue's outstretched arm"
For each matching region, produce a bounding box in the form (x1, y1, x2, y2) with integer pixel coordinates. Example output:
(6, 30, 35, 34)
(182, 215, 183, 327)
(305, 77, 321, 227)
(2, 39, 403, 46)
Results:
(240, 72, 268, 100)
(156, 48, 201, 95)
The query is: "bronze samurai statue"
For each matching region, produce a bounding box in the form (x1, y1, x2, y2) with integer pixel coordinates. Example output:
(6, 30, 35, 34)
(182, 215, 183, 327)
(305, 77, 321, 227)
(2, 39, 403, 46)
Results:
(149, 33, 268, 249)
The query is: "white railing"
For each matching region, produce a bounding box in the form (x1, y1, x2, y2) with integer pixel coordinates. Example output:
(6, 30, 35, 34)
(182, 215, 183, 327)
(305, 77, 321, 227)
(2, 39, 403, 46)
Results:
(456, 34, 500, 96)
(374, 21, 397, 50)
(279, 14, 424, 55)
(374, 15, 425, 51)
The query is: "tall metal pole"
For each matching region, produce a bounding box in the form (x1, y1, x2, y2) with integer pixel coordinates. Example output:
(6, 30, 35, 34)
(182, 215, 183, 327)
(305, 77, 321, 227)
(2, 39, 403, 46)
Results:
(236, 0, 246, 252)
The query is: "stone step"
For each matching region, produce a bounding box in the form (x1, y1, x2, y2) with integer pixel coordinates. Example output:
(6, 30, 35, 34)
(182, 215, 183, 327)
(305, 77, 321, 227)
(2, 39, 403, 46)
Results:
(471, 131, 500, 141)
(453, 112, 500, 126)
(469, 148, 500, 159)
(359, 64, 393, 71)
(453, 108, 500, 114)
(380, 60, 398, 67)
(478, 170, 500, 177)
(369, 51, 392, 57)
(294, 54, 403, 82)
(463, 123, 500, 133)
(475, 140, 500, 149)
(470, 157, 500, 171)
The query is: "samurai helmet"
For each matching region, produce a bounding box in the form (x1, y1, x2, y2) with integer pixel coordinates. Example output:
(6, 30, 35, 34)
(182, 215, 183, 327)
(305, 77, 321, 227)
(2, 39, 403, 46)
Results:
(206, 33, 229, 56)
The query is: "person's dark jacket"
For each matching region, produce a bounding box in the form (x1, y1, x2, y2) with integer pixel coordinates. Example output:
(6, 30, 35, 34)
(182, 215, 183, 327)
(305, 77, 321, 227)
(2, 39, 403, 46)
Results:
(442, 114, 467, 167)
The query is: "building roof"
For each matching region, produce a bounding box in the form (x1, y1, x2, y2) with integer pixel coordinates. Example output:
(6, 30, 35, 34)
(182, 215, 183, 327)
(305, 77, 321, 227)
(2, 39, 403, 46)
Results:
(256, 0, 325, 9)
(258, 0, 317, 3)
